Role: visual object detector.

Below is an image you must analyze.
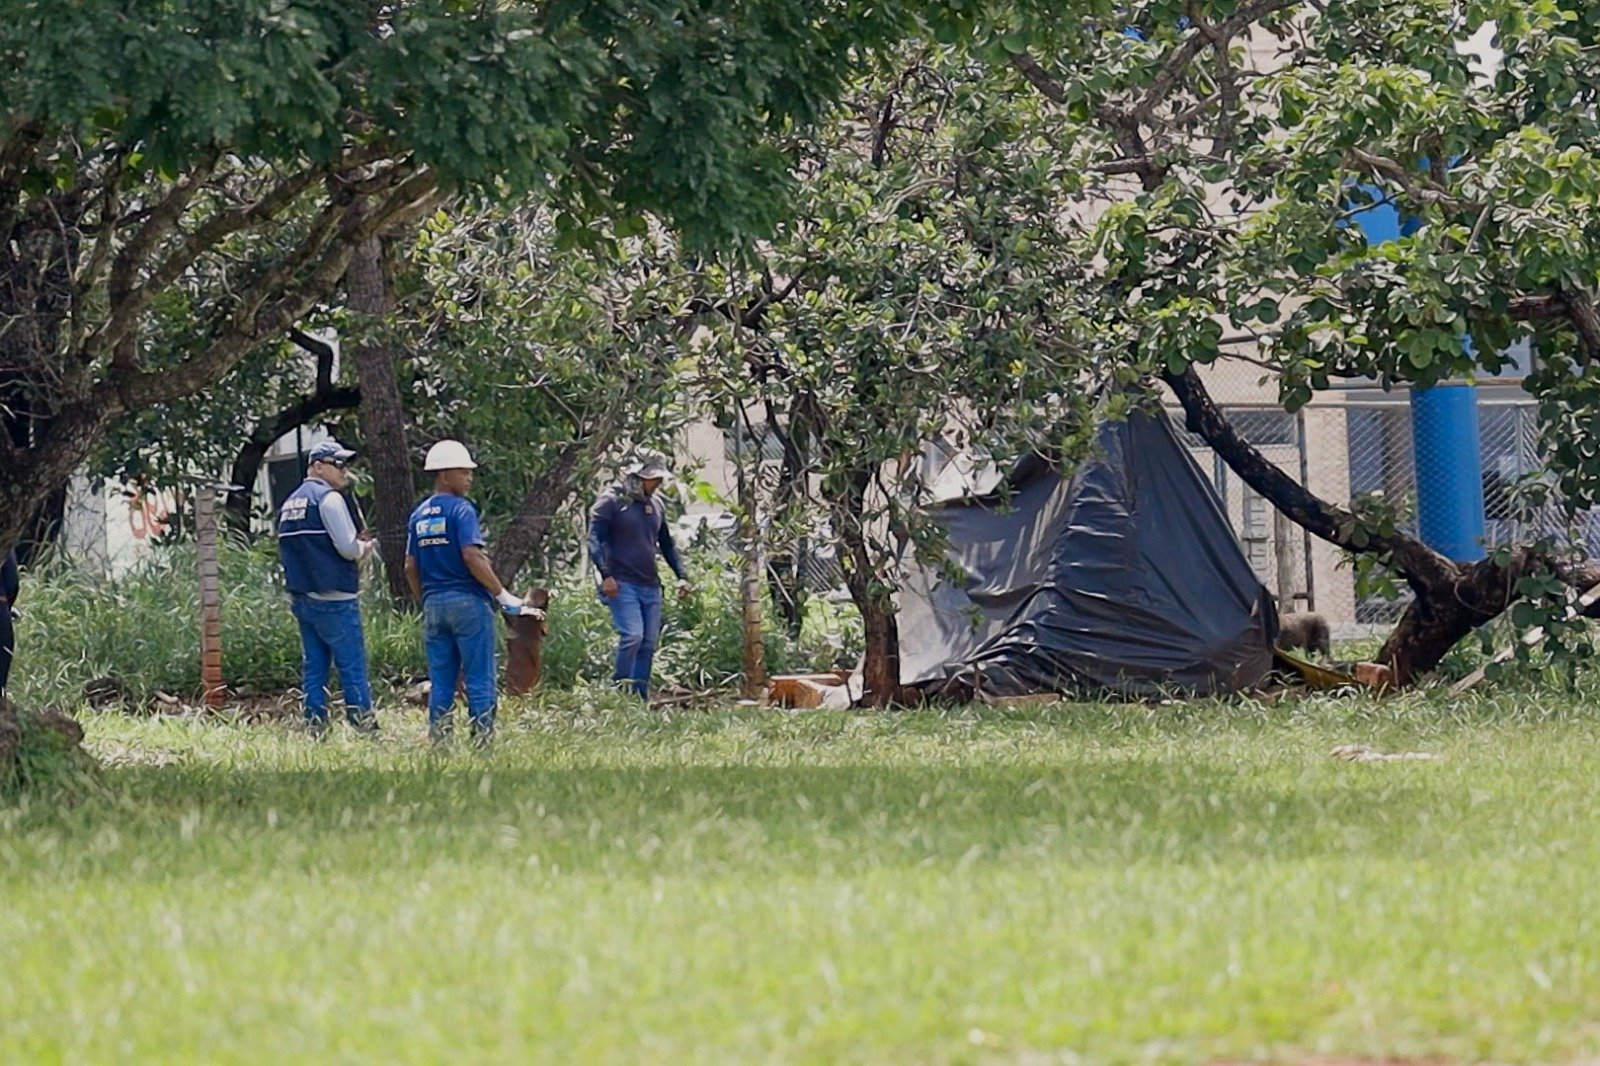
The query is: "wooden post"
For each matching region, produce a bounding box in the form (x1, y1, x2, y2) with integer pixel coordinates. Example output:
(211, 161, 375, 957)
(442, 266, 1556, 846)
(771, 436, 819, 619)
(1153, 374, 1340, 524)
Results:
(739, 504, 766, 699)
(731, 410, 767, 699)
(195, 485, 227, 708)
(1274, 506, 1297, 613)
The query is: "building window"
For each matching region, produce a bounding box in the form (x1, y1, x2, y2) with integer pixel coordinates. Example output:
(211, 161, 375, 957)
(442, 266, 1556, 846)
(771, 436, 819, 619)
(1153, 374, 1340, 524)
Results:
(724, 421, 787, 464)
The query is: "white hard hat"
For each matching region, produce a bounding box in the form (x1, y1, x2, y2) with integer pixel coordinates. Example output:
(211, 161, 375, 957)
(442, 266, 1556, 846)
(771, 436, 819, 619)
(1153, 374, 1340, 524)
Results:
(424, 439, 478, 471)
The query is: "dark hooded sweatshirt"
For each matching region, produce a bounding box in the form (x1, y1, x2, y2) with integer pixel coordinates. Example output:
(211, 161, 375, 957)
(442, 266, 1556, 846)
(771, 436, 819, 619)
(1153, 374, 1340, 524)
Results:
(587, 485, 686, 588)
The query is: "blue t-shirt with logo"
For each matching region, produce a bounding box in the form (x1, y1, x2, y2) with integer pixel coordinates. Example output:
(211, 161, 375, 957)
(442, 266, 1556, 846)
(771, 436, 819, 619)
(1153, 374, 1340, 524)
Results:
(406, 493, 489, 601)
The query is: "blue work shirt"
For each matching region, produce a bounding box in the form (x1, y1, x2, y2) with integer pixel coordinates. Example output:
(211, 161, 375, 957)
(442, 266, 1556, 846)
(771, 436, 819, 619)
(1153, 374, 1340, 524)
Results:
(406, 493, 490, 602)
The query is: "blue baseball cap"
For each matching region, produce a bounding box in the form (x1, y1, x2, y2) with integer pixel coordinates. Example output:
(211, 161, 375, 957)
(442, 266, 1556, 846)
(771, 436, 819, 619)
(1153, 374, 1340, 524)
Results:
(308, 440, 357, 466)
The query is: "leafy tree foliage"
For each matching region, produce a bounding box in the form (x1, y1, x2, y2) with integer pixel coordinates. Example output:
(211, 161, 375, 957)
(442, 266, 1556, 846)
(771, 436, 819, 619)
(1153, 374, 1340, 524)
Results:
(694, 53, 1104, 702)
(395, 204, 697, 585)
(972, 0, 1600, 679)
(0, 0, 930, 562)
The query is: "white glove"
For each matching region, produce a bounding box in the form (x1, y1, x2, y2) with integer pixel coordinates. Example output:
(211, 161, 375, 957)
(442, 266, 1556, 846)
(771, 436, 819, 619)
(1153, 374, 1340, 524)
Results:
(495, 590, 525, 611)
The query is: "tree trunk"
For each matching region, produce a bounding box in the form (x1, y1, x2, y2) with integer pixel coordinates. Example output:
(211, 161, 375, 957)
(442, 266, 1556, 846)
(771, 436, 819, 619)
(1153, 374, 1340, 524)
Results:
(855, 592, 902, 706)
(0, 402, 116, 564)
(1165, 366, 1466, 679)
(1378, 592, 1481, 685)
(829, 467, 905, 707)
(345, 231, 415, 604)
(737, 476, 767, 699)
(487, 444, 589, 588)
(0, 152, 434, 573)
(766, 396, 812, 638)
(1376, 554, 1600, 683)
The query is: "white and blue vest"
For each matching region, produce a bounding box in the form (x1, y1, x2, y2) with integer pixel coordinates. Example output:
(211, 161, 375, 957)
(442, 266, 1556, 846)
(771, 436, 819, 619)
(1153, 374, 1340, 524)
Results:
(278, 480, 359, 596)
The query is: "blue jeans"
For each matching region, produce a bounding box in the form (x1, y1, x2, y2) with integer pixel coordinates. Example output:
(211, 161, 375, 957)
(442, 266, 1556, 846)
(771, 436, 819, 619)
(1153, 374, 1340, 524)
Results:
(423, 590, 497, 734)
(290, 596, 373, 725)
(604, 581, 662, 699)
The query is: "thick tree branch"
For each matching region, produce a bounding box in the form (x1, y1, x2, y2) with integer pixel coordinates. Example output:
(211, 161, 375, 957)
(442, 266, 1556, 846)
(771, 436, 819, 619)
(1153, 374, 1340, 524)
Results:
(1344, 148, 1479, 212)
(1561, 288, 1600, 362)
(94, 168, 437, 416)
(1133, 0, 1297, 120)
(871, 84, 898, 169)
(1163, 365, 1457, 590)
(1504, 289, 1600, 362)
(287, 326, 337, 390)
(225, 382, 361, 527)
(91, 164, 325, 360)
(1507, 293, 1565, 320)
(1091, 158, 1160, 177)
(106, 156, 219, 299)
(1008, 51, 1066, 104)
(1009, 51, 1162, 190)
(490, 380, 636, 581)
(73, 151, 129, 325)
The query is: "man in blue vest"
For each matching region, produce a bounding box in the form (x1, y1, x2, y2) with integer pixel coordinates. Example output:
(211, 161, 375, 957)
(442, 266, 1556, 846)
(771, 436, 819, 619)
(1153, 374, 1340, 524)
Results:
(405, 439, 525, 747)
(587, 455, 691, 700)
(278, 440, 378, 737)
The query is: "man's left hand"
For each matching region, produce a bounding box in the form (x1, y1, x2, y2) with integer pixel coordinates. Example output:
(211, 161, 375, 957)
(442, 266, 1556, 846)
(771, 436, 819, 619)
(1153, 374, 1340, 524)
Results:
(676, 579, 692, 601)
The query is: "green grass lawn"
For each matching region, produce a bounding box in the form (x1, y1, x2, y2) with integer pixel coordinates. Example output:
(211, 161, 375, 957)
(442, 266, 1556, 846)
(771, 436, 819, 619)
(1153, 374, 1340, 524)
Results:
(4, 690, 1600, 1064)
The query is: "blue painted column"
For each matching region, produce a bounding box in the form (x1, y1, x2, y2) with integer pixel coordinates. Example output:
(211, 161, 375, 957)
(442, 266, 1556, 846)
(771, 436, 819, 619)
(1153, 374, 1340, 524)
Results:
(1351, 192, 1487, 562)
(1409, 383, 1486, 561)
(1398, 210, 1487, 561)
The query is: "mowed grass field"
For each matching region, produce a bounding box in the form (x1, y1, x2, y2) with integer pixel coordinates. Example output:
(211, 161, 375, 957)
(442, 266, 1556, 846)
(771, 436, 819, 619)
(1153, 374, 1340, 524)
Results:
(4, 691, 1600, 1064)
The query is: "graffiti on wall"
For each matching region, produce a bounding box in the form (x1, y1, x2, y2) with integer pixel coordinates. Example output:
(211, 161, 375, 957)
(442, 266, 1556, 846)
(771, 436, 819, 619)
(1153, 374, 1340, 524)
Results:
(126, 489, 177, 541)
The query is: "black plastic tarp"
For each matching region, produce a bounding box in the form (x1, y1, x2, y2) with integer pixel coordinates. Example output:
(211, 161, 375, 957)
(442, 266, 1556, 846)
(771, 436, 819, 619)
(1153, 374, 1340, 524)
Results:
(896, 408, 1278, 698)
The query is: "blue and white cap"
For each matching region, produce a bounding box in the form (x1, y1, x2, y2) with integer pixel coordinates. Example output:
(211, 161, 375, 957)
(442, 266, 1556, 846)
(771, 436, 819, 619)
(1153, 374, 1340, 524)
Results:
(308, 440, 357, 466)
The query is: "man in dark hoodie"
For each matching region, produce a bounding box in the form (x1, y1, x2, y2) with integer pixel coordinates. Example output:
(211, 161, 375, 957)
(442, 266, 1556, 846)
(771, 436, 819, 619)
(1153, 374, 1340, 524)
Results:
(1, 547, 18, 697)
(587, 456, 691, 699)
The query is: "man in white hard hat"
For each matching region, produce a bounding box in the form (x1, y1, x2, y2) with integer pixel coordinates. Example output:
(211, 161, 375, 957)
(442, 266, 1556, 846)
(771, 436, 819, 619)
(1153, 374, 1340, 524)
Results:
(277, 439, 379, 737)
(405, 439, 524, 746)
(586, 453, 691, 700)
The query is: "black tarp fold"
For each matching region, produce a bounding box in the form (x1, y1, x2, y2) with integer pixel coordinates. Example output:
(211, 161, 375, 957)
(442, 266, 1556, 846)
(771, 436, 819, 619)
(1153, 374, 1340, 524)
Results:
(896, 408, 1278, 697)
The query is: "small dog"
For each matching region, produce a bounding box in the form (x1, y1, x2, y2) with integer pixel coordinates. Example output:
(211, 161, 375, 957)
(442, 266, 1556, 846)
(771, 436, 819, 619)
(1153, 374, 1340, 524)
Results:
(1277, 612, 1331, 657)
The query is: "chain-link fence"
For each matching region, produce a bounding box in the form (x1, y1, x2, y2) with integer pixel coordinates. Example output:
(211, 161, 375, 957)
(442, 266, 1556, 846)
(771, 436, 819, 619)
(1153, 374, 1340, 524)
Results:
(1166, 354, 1576, 631)
(693, 358, 1574, 633)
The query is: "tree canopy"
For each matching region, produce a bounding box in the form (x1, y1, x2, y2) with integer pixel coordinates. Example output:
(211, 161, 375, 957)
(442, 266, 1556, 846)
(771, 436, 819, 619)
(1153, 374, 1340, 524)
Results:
(0, 0, 933, 558)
